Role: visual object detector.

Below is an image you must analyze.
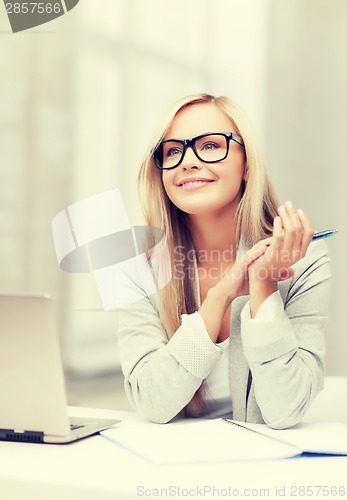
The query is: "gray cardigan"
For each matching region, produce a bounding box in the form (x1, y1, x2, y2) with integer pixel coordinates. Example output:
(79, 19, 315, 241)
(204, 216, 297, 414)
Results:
(117, 240, 331, 428)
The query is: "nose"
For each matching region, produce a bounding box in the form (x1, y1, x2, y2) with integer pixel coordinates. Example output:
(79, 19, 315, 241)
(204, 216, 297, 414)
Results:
(180, 145, 202, 170)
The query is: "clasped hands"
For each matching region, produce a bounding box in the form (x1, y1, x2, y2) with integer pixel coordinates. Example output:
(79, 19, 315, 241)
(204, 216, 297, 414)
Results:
(215, 201, 315, 303)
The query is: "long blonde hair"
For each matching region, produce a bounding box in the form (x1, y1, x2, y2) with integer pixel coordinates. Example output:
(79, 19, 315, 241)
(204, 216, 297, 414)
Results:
(138, 93, 279, 338)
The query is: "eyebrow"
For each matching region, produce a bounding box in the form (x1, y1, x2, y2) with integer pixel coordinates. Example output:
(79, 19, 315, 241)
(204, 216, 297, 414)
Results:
(163, 131, 225, 141)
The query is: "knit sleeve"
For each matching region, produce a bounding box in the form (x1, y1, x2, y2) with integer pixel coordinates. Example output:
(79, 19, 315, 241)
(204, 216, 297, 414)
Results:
(117, 283, 221, 423)
(240, 240, 331, 429)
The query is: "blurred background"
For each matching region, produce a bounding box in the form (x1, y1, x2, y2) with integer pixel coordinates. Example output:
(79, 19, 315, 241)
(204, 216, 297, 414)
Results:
(0, 0, 346, 410)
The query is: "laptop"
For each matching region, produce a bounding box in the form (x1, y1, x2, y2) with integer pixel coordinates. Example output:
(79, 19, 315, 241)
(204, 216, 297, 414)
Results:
(0, 294, 120, 443)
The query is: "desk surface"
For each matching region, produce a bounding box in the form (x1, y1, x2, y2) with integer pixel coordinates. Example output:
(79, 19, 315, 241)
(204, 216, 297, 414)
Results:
(1, 407, 347, 500)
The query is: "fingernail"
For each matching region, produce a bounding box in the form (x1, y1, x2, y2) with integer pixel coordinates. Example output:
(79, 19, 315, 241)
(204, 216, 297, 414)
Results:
(285, 200, 293, 208)
(278, 206, 285, 213)
(298, 208, 304, 215)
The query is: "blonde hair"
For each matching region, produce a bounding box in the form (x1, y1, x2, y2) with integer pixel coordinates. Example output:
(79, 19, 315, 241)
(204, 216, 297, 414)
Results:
(138, 93, 280, 338)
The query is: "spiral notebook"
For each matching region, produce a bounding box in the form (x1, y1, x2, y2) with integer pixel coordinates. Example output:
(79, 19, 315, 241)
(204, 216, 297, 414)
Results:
(101, 417, 347, 464)
(237, 420, 347, 456)
(101, 418, 302, 464)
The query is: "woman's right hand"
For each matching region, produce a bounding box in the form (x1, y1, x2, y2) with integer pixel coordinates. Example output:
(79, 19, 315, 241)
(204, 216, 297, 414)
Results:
(213, 238, 271, 305)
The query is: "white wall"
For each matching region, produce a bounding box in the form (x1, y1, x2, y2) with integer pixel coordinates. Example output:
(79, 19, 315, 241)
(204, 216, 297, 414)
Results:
(265, 0, 347, 375)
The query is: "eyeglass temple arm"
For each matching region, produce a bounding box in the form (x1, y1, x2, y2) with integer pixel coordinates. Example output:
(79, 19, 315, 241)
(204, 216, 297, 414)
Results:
(231, 133, 244, 147)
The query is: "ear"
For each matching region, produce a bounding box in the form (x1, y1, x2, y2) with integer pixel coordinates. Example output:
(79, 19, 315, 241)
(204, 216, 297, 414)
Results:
(243, 168, 249, 181)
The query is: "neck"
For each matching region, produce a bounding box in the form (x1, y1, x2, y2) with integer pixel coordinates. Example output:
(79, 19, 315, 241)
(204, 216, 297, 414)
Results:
(188, 205, 239, 265)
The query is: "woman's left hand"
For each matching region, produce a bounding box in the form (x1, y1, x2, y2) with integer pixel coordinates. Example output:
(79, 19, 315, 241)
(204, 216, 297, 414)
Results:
(248, 201, 315, 285)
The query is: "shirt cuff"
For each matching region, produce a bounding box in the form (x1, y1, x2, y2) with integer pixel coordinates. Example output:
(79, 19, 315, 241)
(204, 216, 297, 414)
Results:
(167, 311, 222, 379)
(241, 291, 298, 362)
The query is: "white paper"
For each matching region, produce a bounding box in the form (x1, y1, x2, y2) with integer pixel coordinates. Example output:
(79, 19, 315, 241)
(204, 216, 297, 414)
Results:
(238, 421, 347, 455)
(101, 418, 302, 464)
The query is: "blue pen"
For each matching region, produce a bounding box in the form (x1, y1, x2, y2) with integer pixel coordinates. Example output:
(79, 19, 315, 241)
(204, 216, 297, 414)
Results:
(312, 229, 338, 241)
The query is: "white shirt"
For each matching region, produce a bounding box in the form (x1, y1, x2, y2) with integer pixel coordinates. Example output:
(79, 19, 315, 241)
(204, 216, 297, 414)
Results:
(200, 292, 288, 419)
(202, 337, 232, 418)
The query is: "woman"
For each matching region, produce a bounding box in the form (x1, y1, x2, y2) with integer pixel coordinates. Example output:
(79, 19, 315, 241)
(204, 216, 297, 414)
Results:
(117, 93, 331, 428)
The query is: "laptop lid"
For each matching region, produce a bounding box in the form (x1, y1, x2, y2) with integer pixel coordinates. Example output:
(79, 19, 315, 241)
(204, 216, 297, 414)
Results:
(0, 295, 71, 437)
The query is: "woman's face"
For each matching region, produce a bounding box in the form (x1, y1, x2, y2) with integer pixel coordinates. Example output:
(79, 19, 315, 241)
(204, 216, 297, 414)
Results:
(161, 102, 247, 217)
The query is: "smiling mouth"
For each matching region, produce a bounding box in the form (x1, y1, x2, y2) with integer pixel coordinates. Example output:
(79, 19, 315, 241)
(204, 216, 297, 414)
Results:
(179, 180, 215, 191)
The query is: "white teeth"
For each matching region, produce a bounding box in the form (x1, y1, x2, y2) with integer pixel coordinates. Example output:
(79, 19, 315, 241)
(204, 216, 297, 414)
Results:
(181, 180, 210, 187)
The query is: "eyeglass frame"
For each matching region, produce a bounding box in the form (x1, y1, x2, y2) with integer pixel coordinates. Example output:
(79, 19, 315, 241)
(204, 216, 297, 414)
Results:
(153, 132, 245, 170)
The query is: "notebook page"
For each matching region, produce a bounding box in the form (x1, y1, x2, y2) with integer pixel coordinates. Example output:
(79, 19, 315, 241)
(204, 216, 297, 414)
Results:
(101, 418, 301, 464)
(234, 421, 347, 455)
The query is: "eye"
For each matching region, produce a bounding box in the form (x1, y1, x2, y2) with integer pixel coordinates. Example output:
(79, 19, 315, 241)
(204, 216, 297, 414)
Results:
(201, 141, 220, 151)
(168, 147, 181, 156)
(165, 146, 182, 158)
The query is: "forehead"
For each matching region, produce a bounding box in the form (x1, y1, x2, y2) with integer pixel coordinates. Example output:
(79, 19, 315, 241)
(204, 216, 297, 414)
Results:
(164, 102, 233, 140)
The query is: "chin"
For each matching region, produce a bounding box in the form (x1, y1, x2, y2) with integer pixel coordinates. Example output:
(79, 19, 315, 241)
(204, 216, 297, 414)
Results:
(167, 188, 243, 216)
(176, 202, 226, 216)
(175, 197, 242, 218)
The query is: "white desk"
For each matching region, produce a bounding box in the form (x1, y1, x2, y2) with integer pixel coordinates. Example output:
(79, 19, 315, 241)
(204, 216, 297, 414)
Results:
(1, 406, 347, 500)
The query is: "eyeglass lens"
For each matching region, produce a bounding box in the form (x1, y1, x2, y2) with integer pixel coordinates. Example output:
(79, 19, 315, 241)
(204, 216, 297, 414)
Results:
(160, 134, 228, 169)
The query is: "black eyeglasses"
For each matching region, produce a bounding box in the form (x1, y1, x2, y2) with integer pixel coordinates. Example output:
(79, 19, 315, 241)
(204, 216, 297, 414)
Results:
(153, 132, 244, 170)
